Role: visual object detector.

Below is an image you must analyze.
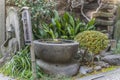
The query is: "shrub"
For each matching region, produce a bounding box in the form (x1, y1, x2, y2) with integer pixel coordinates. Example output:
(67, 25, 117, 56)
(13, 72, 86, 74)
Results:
(75, 30, 109, 54)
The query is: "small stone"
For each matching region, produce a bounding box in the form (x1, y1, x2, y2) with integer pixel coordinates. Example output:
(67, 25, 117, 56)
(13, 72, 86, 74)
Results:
(102, 54, 120, 66)
(74, 50, 82, 60)
(94, 61, 110, 68)
(79, 66, 87, 75)
(94, 66, 102, 71)
(94, 55, 101, 61)
(79, 66, 93, 74)
(100, 51, 113, 57)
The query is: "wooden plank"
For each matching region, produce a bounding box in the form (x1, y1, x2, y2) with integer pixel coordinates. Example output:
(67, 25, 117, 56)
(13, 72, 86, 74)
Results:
(0, 0, 5, 53)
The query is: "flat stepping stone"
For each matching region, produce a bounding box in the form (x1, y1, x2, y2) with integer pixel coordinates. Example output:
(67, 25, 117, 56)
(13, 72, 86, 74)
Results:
(102, 55, 120, 66)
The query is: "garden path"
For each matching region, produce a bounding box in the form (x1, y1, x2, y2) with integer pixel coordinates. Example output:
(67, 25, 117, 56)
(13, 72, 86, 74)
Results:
(1, 68, 120, 80)
(76, 68, 120, 80)
(0, 74, 15, 80)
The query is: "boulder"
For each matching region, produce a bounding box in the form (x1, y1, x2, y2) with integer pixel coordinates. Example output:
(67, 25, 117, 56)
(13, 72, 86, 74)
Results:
(100, 51, 113, 57)
(102, 55, 120, 65)
(94, 61, 110, 68)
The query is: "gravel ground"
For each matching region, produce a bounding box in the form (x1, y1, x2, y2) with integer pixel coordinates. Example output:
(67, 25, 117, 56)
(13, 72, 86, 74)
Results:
(0, 74, 15, 80)
(1, 68, 120, 80)
(76, 68, 120, 80)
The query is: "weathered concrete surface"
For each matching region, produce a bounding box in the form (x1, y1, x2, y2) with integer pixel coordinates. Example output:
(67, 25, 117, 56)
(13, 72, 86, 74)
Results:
(76, 68, 120, 80)
(0, 0, 5, 53)
(0, 74, 15, 80)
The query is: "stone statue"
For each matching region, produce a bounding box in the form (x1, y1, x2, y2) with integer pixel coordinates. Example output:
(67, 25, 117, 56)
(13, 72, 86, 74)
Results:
(0, 7, 22, 64)
(0, 24, 18, 63)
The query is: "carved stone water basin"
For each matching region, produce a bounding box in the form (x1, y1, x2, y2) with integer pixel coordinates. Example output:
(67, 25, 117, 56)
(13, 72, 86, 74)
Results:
(33, 39, 79, 63)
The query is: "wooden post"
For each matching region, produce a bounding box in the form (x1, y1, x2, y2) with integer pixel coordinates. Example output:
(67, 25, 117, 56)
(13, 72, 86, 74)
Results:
(0, 0, 5, 53)
(21, 7, 37, 80)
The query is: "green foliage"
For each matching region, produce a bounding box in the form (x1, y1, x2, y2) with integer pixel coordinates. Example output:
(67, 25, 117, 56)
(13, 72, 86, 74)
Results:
(15, 0, 55, 22)
(113, 41, 120, 54)
(6, 0, 56, 39)
(0, 46, 45, 79)
(0, 46, 32, 79)
(34, 10, 95, 39)
(75, 30, 109, 54)
(114, 20, 120, 43)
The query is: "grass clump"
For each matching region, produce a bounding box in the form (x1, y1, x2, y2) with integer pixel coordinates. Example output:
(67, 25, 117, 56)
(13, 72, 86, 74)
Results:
(0, 46, 32, 80)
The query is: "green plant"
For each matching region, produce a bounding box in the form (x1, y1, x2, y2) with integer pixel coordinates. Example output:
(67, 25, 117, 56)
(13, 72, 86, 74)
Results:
(6, 0, 56, 39)
(113, 41, 120, 54)
(75, 30, 109, 54)
(0, 46, 45, 79)
(0, 46, 32, 79)
(35, 10, 95, 39)
(75, 30, 109, 65)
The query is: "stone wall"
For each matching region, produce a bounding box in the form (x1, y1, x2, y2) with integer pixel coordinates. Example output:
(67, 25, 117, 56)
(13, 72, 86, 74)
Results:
(0, 0, 5, 53)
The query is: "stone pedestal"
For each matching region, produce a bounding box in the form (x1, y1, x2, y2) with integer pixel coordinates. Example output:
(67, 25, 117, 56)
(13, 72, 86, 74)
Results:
(37, 59, 80, 76)
(33, 40, 80, 76)
(0, 0, 5, 53)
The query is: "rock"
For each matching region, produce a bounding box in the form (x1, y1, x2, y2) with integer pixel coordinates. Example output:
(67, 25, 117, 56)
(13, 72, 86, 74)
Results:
(102, 55, 120, 65)
(92, 12, 114, 18)
(74, 49, 93, 62)
(95, 18, 114, 26)
(94, 66, 102, 71)
(100, 51, 113, 57)
(74, 50, 82, 61)
(36, 59, 80, 76)
(79, 66, 87, 75)
(94, 61, 110, 68)
(94, 55, 101, 61)
(79, 66, 93, 74)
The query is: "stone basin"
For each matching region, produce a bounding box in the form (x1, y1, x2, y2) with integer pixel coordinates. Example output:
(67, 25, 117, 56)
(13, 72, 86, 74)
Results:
(33, 39, 79, 63)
